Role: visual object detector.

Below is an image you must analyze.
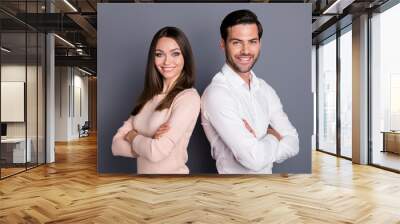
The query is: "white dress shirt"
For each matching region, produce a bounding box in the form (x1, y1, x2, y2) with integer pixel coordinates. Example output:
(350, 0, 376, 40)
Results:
(201, 64, 299, 174)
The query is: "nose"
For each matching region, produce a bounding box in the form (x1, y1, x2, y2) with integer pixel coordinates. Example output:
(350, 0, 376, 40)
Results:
(241, 43, 249, 55)
(163, 54, 172, 65)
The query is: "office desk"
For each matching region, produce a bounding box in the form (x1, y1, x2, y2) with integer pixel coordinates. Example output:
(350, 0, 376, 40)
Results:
(382, 131, 400, 154)
(1, 138, 31, 163)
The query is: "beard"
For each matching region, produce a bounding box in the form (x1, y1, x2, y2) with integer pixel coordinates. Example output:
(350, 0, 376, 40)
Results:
(225, 48, 259, 74)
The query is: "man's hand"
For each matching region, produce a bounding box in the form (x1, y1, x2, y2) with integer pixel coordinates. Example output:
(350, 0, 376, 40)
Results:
(267, 125, 282, 141)
(242, 119, 256, 138)
(153, 123, 170, 139)
(124, 129, 138, 143)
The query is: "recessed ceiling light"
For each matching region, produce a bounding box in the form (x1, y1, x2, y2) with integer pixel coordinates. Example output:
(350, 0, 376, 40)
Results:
(322, 0, 354, 15)
(78, 67, 92, 76)
(1, 47, 11, 53)
(63, 0, 78, 12)
(54, 34, 75, 48)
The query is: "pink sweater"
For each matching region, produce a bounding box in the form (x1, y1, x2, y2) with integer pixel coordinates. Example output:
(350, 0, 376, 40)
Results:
(111, 88, 200, 174)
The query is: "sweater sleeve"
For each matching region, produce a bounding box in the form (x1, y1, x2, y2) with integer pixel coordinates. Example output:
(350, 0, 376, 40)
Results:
(111, 116, 137, 158)
(131, 89, 200, 162)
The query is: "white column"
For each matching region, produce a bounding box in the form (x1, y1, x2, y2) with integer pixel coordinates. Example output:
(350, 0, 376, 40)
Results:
(46, 33, 55, 163)
(352, 14, 369, 164)
(46, 1, 55, 163)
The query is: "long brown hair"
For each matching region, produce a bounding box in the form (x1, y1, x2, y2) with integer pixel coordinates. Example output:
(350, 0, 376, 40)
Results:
(131, 26, 195, 116)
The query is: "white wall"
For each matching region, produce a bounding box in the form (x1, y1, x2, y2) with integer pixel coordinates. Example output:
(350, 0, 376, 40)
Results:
(55, 66, 69, 141)
(1, 63, 46, 164)
(55, 66, 89, 141)
(1, 65, 38, 138)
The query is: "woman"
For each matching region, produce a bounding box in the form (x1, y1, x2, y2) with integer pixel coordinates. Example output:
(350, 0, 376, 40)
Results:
(111, 26, 200, 174)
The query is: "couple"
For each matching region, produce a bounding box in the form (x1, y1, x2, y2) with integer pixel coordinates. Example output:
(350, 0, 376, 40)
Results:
(111, 9, 299, 174)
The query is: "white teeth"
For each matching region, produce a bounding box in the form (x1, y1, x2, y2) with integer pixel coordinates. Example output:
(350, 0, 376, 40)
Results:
(238, 57, 251, 62)
(162, 67, 174, 72)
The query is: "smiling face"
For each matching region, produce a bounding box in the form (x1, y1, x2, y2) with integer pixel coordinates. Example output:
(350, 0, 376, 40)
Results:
(221, 23, 261, 76)
(154, 37, 184, 84)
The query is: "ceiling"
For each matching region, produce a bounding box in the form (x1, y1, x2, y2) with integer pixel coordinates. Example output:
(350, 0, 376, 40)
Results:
(0, 0, 392, 75)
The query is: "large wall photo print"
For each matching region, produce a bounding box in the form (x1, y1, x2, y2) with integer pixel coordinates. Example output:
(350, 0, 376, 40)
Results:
(98, 3, 312, 174)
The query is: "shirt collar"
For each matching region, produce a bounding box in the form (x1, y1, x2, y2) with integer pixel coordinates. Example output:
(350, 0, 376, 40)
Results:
(221, 63, 259, 90)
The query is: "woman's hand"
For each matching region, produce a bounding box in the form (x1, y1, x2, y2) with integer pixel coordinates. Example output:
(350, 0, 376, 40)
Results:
(124, 129, 138, 143)
(153, 123, 170, 139)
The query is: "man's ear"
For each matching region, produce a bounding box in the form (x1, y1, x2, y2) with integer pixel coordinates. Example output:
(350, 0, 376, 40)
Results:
(220, 39, 225, 50)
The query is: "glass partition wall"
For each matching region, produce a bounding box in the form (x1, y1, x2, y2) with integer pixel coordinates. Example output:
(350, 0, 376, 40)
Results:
(339, 27, 352, 159)
(316, 0, 400, 172)
(317, 35, 337, 155)
(316, 26, 353, 159)
(370, 2, 400, 172)
(0, 1, 46, 179)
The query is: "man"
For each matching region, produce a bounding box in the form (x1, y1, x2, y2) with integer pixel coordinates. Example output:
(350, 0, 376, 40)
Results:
(201, 9, 299, 174)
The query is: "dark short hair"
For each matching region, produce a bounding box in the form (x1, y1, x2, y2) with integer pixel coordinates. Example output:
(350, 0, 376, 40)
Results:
(220, 9, 263, 42)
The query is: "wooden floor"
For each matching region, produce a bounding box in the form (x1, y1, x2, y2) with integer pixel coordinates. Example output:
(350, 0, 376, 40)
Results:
(0, 167, 26, 178)
(1, 134, 400, 223)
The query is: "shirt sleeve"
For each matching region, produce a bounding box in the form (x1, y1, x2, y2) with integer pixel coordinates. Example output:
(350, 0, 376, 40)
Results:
(267, 88, 299, 163)
(111, 116, 137, 158)
(202, 87, 280, 172)
(131, 90, 200, 162)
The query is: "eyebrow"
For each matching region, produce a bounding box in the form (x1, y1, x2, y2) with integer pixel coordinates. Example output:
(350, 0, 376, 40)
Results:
(155, 48, 181, 52)
(229, 38, 259, 42)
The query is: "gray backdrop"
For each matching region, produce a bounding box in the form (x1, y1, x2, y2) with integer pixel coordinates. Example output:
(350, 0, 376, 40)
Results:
(98, 3, 312, 174)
